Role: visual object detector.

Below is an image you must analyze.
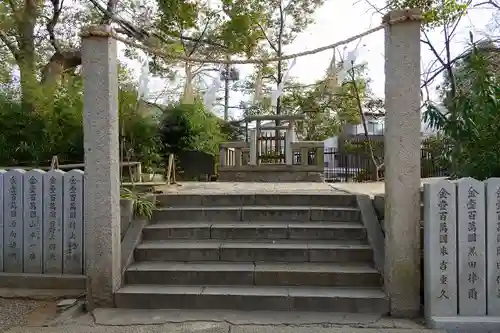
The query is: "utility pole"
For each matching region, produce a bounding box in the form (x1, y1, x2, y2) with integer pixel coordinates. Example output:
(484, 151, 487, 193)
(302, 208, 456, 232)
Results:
(224, 62, 230, 121)
(220, 60, 239, 121)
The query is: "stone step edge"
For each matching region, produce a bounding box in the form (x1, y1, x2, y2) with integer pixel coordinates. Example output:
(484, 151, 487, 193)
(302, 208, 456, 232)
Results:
(144, 222, 365, 229)
(126, 261, 379, 274)
(156, 193, 357, 196)
(116, 284, 388, 299)
(136, 240, 372, 250)
(154, 206, 360, 211)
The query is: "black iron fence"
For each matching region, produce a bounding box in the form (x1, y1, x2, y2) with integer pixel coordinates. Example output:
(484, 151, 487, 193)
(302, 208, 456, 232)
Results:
(323, 147, 448, 182)
(172, 142, 448, 182)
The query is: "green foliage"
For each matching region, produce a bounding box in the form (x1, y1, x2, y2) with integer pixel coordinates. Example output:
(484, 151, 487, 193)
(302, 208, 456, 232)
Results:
(388, 0, 469, 27)
(118, 89, 163, 171)
(275, 64, 372, 140)
(0, 72, 161, 169)
(120, 188, 156, 220)
(424, 43, 500, 180)
(158, 102, 226, 156)
(0, 79, 84, 165)
(220, 120, 246, 141)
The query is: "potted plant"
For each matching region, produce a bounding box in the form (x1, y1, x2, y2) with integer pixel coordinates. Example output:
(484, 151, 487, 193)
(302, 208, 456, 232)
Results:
(120, 188, 155, 238)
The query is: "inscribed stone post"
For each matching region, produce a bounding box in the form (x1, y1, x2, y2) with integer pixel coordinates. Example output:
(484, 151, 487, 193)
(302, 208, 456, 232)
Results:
(457, 178, 486, 316)
(63, 169, 84, 274)
(485, 178, 500, 315)
(3, 169, 25, 273)
(423, 180, 458, 319)
(82, 26, 121, 307)
(0, 169, 6, 272)
(43, 170, 64, 273)
(383, 9, 422, 317)
(23, 169, 44, 273)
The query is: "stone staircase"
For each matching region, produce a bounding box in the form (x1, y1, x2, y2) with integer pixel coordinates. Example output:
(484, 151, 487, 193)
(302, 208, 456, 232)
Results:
(115, 193, 389, 313)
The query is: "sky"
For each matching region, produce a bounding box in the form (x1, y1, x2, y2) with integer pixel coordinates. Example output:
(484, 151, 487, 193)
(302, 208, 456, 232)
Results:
(121, 0, 496, 120)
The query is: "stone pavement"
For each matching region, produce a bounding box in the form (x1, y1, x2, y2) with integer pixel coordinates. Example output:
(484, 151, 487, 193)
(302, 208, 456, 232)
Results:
(160, 182, 343, 194)
(4, 326, 445, 333)
(329, 177, 448, 198)
(2, 306, 446, 333)
(0, 298, 58, 332)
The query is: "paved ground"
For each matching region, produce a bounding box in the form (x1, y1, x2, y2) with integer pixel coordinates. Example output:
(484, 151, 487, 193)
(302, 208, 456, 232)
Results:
(133, 178, 448, 197)
(329, 177, 448, 197)
(1, 305, 444, 333)
(160, 182, 343, 194)
(0, 298, 58, 332)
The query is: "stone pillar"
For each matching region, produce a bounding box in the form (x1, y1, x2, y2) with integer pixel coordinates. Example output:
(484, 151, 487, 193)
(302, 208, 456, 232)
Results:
(383, 9, 422, 317)
(285, 124, 293, 165)
(81, 26, 121, 308)
(249, 129, 257, 165)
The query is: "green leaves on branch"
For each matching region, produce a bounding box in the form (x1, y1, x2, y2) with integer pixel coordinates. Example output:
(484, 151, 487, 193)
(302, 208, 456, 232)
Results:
(423, 42, 500, 179)
(388, 0, 469, 27)
(158, 102, 226, 156)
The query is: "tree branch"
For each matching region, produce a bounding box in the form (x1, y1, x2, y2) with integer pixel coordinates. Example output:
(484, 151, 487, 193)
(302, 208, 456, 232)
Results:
(187, 17, 212, 57)
(257, 22, 278, 53)
(101, 0, 119, 25)
(6, 0, 20, 26)
(475, 0, 500, 10)
(0, 30, 19, 59)
(46, 0, 64, 53)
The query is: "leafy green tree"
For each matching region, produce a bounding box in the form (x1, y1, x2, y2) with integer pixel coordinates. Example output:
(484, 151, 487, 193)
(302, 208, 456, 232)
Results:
(158, 101, 226, 156)
(230, 0, 323, 117)
(424, 42, 500, 179)
(0, 62, 162, 169)
(387, 0, 469, 27)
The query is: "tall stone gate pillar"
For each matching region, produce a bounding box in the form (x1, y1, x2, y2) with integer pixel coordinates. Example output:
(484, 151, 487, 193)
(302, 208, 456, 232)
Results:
(383, 9, 422, 317)
(81, 26, 121, 307)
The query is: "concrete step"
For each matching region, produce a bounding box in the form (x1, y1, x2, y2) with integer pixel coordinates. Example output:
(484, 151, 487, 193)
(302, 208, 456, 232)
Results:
(155, 193, 358, 208)
(125, 261, 382, 287)
(152, 206, 361, 222)
(134, 240, 373, 263)
(114, 284, 389, 313)
(142, 222, 367, 241)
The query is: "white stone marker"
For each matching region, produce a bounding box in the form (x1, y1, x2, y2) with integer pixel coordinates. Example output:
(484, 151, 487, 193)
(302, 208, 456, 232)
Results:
(457, 177, 486, 315)
(0, 169, 7, 272)
(23, 169, 44, 273)
(3, 169, 25, 272)
(63, 169, 84, 274)
(424, 179, 458, 319)
(486, 178, 500, 315)
(43, 170, 64, 273)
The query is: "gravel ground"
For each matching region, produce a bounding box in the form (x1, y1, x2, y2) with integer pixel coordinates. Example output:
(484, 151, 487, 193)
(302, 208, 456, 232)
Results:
(0, 299, 57, 332)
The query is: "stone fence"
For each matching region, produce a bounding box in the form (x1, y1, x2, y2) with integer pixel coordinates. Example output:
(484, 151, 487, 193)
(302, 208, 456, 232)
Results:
(0, 169, 84, 275)
(424, 177, 500, 330)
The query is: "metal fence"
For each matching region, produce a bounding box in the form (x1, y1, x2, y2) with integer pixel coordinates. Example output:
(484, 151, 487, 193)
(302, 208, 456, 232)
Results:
(258, 132, 285, 163)
(323, 147, 448, 182)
